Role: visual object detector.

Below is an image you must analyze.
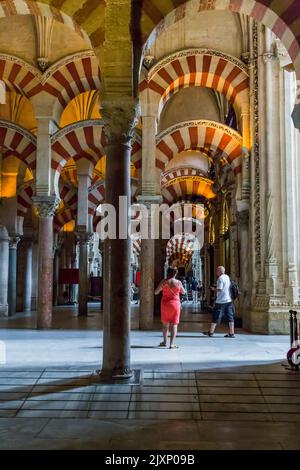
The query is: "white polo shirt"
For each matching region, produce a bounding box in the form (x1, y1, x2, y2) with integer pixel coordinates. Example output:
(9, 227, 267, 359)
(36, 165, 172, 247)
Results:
(216, 274, 232, 304)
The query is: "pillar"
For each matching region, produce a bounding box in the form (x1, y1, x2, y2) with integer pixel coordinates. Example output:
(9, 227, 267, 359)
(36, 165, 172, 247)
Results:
(52, 240, 60, 307)
(237, 210, 250, 321)
(76, 232, 90, 317)
(137, 108, 161, 329)
(0, 225, 9, 316)
(33, 196, 58, 329)
(31, 240, 38, 310)
(101, 98, 138, 379)
(23, 240, 33, 312)
(8, 236, 20, 316)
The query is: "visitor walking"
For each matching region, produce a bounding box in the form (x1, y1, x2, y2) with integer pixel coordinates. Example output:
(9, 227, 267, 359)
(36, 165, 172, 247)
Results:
(155, 267, 186, 349)
(203, 266, 235, 338)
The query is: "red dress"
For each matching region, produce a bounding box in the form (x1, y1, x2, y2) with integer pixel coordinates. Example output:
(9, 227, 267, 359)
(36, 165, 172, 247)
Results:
(161, 281, 182, 325)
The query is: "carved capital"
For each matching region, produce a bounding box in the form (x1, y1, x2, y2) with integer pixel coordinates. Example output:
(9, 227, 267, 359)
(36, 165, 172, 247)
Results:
(33, 196, 60, 218)
(75, 231, 93, 245)
(101, 97, 140, 146)
(9, 236, 20, 249)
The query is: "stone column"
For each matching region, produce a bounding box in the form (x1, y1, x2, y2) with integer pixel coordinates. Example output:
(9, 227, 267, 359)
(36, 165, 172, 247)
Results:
(33, 196, 58, 329)
(52, 240, 60, 307)
(101, 98, 139, 379)
(31, 240, 38, 310)
(237, 210, 250, 323)
(23, 239, 33, 312)
(8, 236, 20, 316)
(138, 108, 161, 329)
(76, 232, 91, 317)
(0, 225, 9, 316)
(137, 197, 162, 329)
(263, 29, 278, 293)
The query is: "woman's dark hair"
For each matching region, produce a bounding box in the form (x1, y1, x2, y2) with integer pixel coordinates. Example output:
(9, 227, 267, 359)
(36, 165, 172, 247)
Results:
(167, 267, 178, 279)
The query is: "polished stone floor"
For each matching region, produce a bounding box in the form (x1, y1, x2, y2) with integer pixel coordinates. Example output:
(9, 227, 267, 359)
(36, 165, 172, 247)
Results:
(0, 304, 299, 450)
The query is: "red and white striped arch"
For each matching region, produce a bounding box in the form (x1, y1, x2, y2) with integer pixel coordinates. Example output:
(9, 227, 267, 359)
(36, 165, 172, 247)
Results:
(53, 181, 78, 231)
(156, 120, 243, 175)
(0, 120, 36, 169)
(17, 178, 34, 218)
(88, 180, 105, 216)
(166, 235, 195, 268)
(0, 52, 100, 117)
(161, 168, 215, 203)
(51, 120, 106, 195)
(145, 0, 300, 77)
(131, 133, 142, 170)
(140, 49, 249, 118)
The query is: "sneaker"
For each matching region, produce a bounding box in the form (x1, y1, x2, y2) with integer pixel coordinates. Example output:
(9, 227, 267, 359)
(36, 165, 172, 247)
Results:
(203, 331, 214, 337)
(224, 334, 235, 338)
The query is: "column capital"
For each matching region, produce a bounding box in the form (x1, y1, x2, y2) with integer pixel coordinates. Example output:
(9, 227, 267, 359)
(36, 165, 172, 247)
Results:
(9, 236, 20, 249)
(75, 231, 93, 245)
(33, 195, 60, 218)
(101, 97, 140, 146)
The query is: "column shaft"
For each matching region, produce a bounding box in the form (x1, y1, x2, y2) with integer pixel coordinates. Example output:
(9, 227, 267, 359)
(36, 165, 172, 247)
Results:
(0, 226, 9, 316)
(102, 140, 131, 377)
(78, 237, 89, 316)
(23, 242, 33, 312)
(8, 238, 19, 316)
(37, 216, 53, 328)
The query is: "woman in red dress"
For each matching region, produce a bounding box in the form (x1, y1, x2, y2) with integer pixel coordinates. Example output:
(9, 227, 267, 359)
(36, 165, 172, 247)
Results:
(155, 267, 186, 349)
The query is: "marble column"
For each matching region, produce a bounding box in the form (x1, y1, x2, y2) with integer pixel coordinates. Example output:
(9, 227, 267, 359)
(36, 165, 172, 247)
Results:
(101, 98, 139, 379)
(33, 196, 58, 329)
(138, 109, 160, 329)
(76, 232, 90, 317)
(31, 241, 38, 310)
(23, 240, 33, 312)
(237, 210, 250, 318)
(8, 236, 20, 316)
(0, 225, 9, 316)
(52, 243, 60, 307)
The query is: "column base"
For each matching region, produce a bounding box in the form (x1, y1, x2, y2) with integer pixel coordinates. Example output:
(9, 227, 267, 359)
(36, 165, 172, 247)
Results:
(249, 296, 300, 334)
(0, 304, 8, 316)
(98, 367, 133, 380)
(93, 368, 141, 385)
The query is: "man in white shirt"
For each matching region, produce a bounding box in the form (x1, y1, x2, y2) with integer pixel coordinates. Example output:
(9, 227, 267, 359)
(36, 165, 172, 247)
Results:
(203, 266, 235, 338)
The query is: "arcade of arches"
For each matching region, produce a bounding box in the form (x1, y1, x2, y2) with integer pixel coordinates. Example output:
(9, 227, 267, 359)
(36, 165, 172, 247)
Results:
(0, 0, 300, 380)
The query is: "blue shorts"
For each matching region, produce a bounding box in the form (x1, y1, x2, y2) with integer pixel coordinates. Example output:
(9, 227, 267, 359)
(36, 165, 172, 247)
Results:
(213, 302, 234, 324)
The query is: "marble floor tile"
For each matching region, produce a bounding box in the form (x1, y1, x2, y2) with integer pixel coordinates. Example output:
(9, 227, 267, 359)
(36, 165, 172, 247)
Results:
(201, 402, 269, 413)
(133, 385, 198, 394)
(199, 394, 265, 404)
(128, 411, 201, 420)
(197, 386, 261, 395)
(131, 393, 198, 403)
(16, 409, 88, 418)
(88, 410, 128, 419)
(201, 412, 273, 421)
(129, 401, 200, 412)
(89, 401, 130, 411)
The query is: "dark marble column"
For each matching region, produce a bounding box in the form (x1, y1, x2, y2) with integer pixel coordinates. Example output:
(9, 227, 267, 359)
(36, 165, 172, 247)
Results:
(76, 232, 91, 317)
(8, 236, 20, 316)
(23, 239, 33, 312)
(0, 225, 9, 316)
(33, 196, 59, 329)
(101, 99, 139, 379)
